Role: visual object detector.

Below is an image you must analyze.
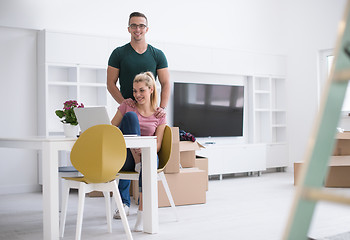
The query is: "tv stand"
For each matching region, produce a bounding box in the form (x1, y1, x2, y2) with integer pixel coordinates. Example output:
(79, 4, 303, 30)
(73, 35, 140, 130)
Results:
(197, 142, 266, 178)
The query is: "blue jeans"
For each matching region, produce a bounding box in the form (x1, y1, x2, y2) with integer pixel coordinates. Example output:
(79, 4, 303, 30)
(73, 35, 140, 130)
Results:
(118, 112, 159, 206)
(118, 112, 141, 207)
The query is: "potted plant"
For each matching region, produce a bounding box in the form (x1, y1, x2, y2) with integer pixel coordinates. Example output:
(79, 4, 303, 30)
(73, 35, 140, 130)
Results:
(55, 100, 84, 137)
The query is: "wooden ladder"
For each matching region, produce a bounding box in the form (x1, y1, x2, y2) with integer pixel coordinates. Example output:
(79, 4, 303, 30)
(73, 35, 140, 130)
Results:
(283, 1, 350, 239)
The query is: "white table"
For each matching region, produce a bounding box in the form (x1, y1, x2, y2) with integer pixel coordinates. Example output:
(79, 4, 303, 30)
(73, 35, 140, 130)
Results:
(0, 135, 158, 239)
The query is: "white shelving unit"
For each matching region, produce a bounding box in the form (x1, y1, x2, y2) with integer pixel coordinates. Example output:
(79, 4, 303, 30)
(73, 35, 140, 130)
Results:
(36, 30, 117, 183)
(37, 30, 114, 137)
(39, 63, 108, 136)
(46, 64, 107, 136)
(249, 75, 288, 169)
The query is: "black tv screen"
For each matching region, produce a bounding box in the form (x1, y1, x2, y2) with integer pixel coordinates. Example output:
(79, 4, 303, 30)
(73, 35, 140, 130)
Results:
(173, 82, 244, 137)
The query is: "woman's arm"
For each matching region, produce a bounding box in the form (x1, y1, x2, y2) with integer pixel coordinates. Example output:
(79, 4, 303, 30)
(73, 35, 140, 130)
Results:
(111, 110, 123, 127)
(154, 124, 166, 152)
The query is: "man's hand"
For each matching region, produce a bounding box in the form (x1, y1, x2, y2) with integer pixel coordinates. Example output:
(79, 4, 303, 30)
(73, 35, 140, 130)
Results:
(123, 98, 136, 108)
(154, 107, 166, 119)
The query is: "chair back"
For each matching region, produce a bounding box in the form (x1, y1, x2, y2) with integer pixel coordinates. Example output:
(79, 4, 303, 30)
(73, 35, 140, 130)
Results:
(157, 125, 173, 171)
(70, 124, 126, 183)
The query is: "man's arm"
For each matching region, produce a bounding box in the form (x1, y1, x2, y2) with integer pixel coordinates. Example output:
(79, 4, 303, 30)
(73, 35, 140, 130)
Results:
(107, 66, 124, 104)
(157, 68, 170, 108)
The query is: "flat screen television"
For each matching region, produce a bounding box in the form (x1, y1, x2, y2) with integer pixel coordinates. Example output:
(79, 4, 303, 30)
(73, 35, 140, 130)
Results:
(173, 82, 244, 138)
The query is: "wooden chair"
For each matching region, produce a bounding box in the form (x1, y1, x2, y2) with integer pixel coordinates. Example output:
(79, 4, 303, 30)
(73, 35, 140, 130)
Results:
(59, 124, 133, 240)
(117, 125, 178, 221)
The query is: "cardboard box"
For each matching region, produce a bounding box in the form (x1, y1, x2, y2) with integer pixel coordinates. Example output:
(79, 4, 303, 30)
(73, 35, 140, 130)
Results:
(158, 168, 207, 207)
(294, 156, 350, 187)
(179, 141, 204, 168)
(180, 151, 196, 168)
(336, 131, 350, 140)
(195, 156, 208, 190)
(164, 127, 180, 174)
(293, 162, 303, 186)
(164, 127, 205, 172)
(325, 156, 350, 187)
(333, 132, 350, 155)
(295, 133, 350, 187)
(132, 168, 207, 207)
(132, 180, 139, 202)
(87, 191, 112, 197)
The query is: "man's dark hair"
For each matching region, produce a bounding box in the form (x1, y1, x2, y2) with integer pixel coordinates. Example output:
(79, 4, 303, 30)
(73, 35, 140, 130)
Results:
(129, 12, 148, 25)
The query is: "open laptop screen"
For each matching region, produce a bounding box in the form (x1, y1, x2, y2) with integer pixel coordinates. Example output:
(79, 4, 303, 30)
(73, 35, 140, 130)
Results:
(74, 106, 111, 133)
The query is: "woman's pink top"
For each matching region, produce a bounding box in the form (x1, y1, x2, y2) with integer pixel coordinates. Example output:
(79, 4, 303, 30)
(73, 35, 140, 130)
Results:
(118, 102, 166, 136)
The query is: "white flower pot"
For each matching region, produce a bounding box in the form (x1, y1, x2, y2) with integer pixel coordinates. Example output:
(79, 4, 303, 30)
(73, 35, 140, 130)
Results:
(63, 124, 79, 137)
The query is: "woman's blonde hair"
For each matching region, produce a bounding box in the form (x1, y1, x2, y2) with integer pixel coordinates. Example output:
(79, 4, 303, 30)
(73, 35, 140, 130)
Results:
(133, 71, 158, 110)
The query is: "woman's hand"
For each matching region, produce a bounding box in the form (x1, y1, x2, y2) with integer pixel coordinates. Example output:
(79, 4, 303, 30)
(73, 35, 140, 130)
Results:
(132, 148, 142, 156)
(131, 148, 142, 165)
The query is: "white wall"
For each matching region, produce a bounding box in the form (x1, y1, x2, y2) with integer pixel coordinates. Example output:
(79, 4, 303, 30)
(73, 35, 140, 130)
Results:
(0, 27, 39, 193)
(0, 0, 347, 193)
(285, 0, 347, 164)
(0, 0, 287, 53)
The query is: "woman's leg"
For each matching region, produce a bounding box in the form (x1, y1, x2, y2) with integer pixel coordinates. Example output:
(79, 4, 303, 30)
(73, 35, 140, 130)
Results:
(134, 156, 159, 231)
(138, 155, 159, 209)
(118, 112, 141, 207)
(119, 111, 141, 136)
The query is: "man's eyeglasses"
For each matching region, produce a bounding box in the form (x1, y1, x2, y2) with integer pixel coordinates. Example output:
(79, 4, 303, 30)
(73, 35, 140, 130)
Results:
(129, 24, 147, 29)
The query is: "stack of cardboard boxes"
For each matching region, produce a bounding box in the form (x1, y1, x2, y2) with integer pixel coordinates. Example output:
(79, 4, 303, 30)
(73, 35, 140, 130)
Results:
(294, 131, 350, 187)
(132, 127, 208, 207)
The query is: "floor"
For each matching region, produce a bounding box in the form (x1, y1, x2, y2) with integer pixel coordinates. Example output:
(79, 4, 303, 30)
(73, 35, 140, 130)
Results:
(1, 171, 350, 240)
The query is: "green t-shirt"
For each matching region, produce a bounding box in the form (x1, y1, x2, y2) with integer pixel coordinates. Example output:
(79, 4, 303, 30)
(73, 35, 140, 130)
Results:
(108, 43, 168, 99)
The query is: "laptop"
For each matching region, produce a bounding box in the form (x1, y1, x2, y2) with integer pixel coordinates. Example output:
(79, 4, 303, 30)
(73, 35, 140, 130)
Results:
(74, 106, 111, 133)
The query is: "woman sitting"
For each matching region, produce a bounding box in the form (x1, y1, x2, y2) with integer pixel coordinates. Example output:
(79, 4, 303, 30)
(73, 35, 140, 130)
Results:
(111, 71, 166, 231)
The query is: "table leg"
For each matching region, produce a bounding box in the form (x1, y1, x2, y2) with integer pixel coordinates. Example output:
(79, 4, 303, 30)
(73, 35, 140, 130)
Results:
(141, 140, 159, 234)
(42, 142, 60, 240)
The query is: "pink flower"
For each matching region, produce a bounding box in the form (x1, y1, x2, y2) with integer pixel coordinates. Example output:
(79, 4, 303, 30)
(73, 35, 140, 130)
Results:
(56, 100, 84, 125)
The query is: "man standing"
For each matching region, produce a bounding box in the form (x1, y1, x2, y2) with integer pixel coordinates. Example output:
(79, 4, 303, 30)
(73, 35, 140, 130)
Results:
(107, 12, 170, 114)
(107, 12, 170, 219)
